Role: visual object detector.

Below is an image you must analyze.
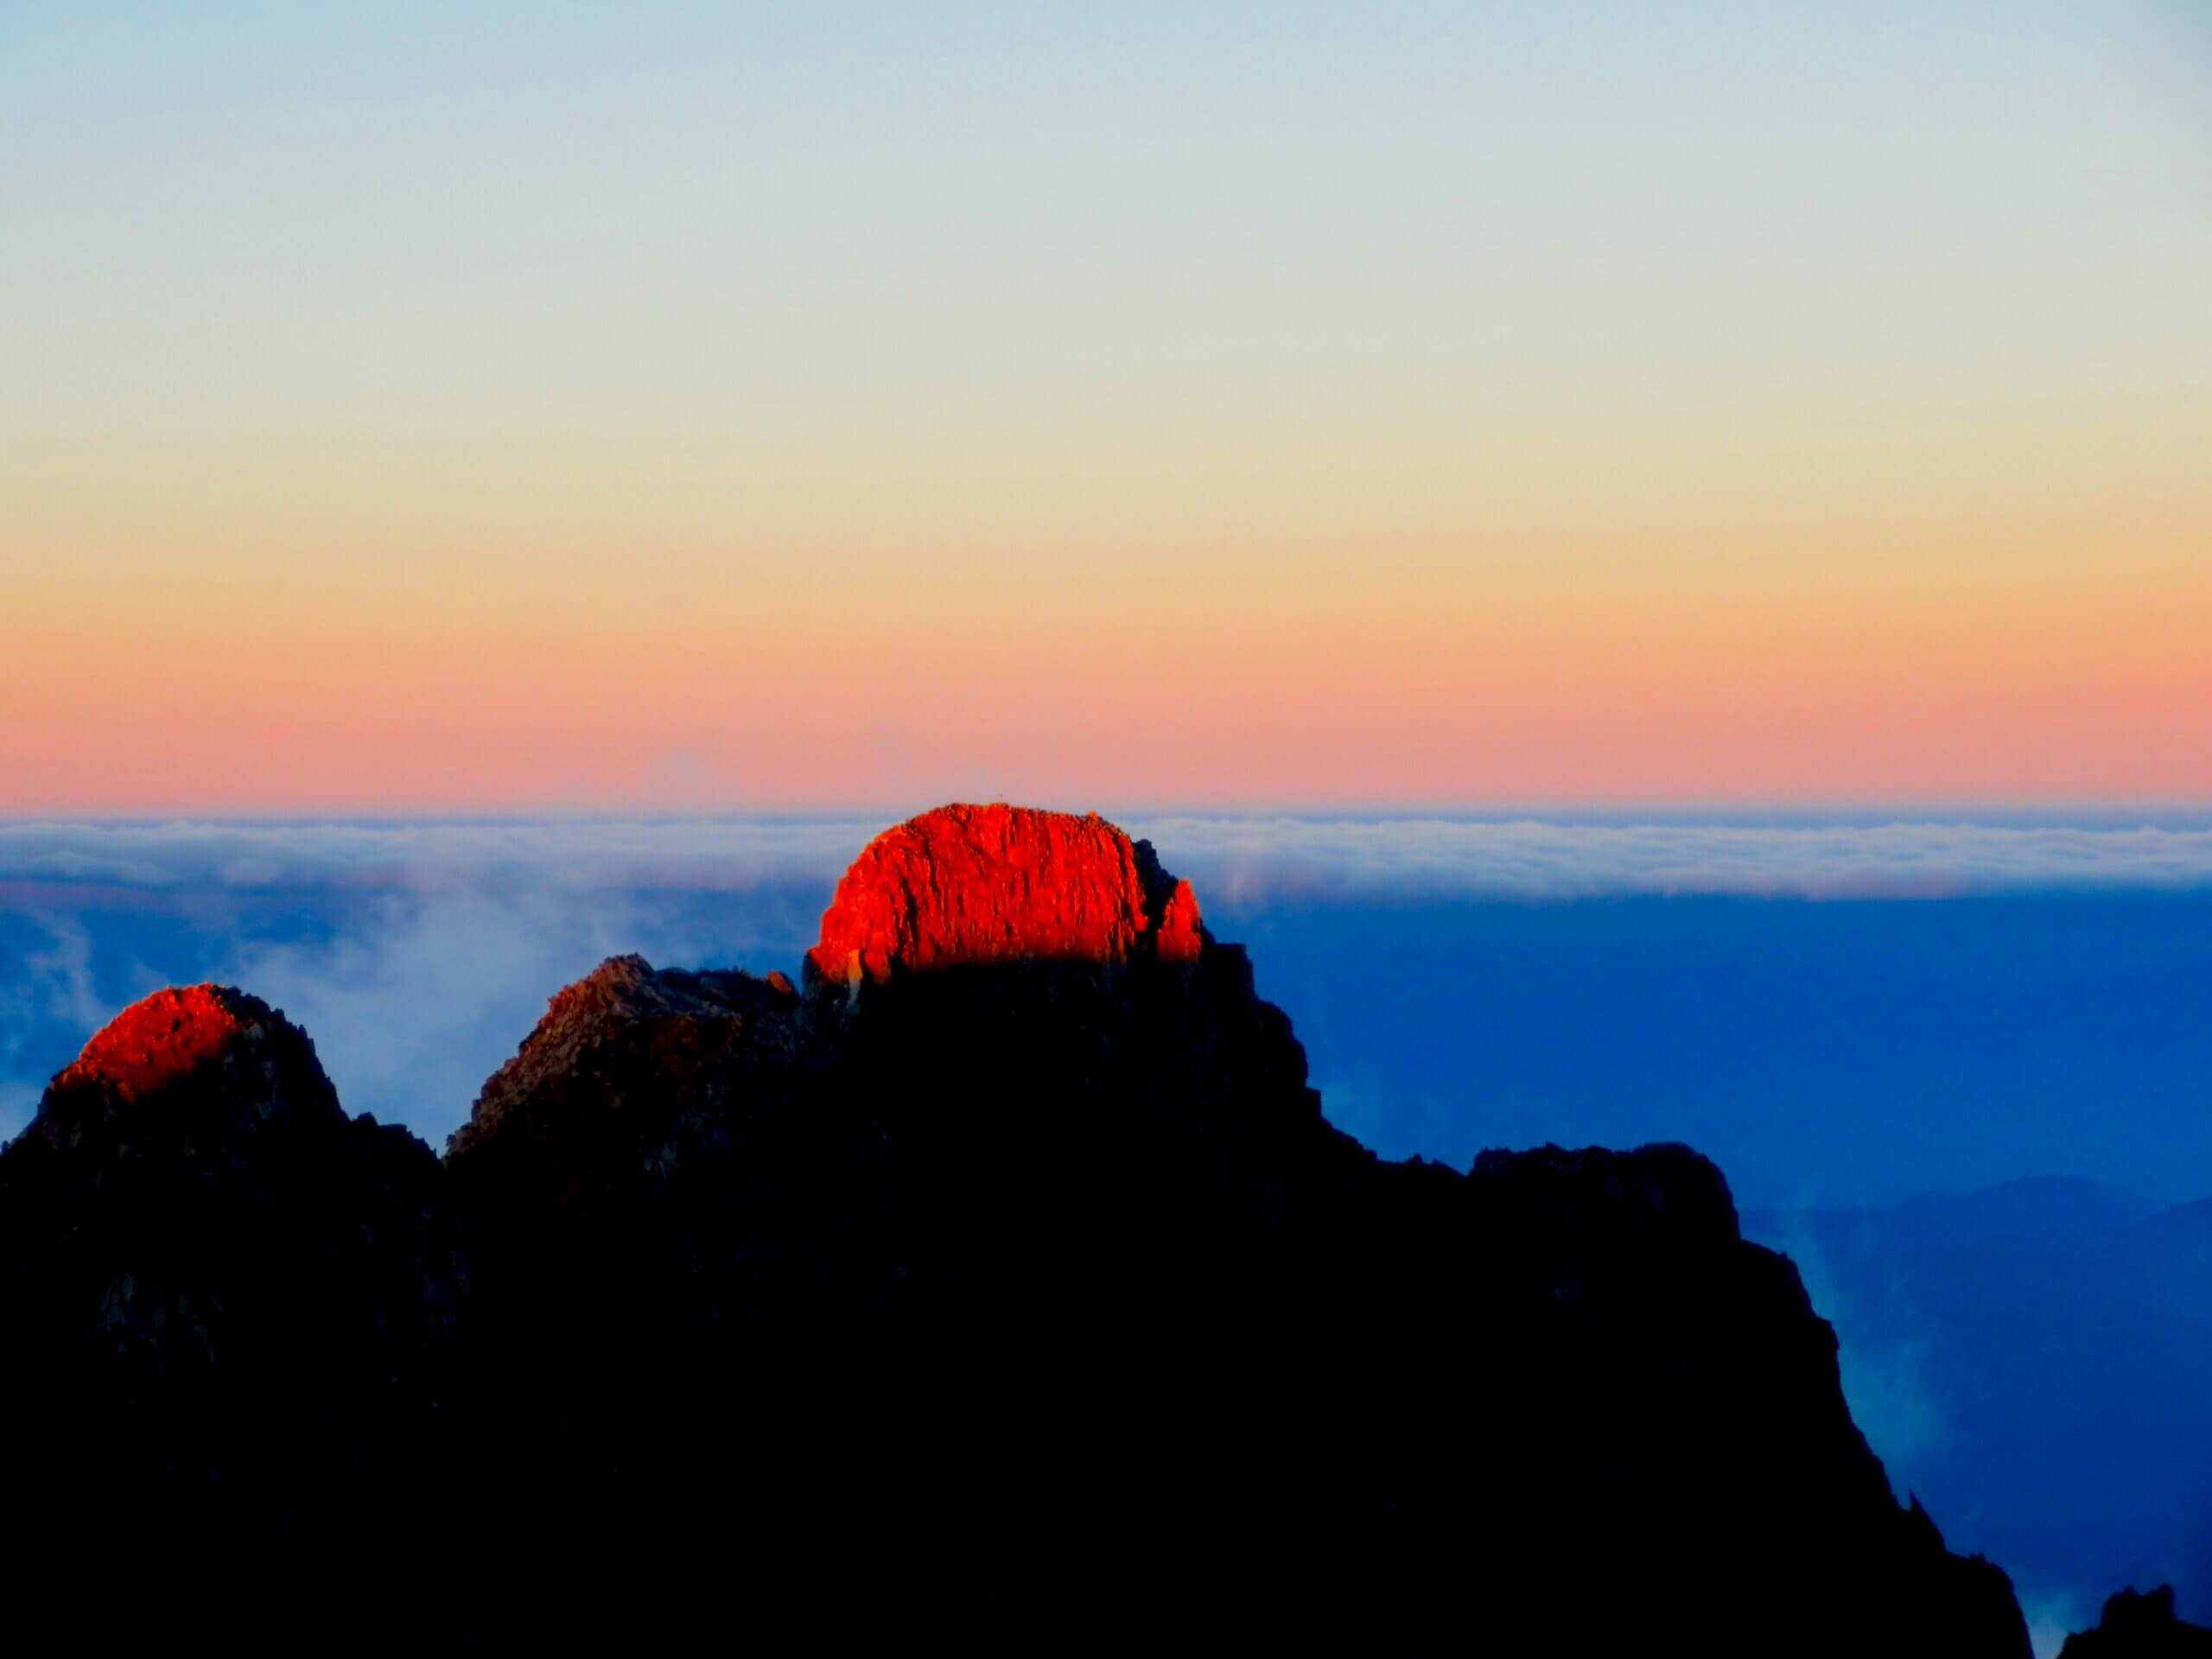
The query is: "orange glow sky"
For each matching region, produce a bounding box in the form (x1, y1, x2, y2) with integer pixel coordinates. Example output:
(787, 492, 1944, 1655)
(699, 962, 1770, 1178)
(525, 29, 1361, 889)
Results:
(3, 4, 2207, 814)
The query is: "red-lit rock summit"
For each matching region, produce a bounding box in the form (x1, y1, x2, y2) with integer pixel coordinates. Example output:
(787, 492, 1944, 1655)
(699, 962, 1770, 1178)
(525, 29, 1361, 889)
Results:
(55, 984, 247, 1098)
(32, 982, 345, 1148)
(805, 803, 1205, 988)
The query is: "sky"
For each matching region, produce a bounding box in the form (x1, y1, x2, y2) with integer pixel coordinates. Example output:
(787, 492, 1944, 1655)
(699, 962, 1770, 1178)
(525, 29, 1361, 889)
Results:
(4, 2, 2209, 813)
(6, 22, 2209, 1641)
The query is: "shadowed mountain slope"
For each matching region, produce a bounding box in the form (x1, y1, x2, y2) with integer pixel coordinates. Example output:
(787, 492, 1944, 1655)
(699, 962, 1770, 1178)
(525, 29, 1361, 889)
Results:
(0, 985, 464, 1645)
(0, 805, 2030, 1654)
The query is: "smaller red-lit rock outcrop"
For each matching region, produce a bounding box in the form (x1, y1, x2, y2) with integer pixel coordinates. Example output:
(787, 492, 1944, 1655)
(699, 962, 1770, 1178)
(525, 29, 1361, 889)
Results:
(0, 981, 462, 1649)
(54, 984, 247, 1100)
(448, 954, 800, 1157)
(32, 983, 344, 1148)
(805, 803, 1205, 988)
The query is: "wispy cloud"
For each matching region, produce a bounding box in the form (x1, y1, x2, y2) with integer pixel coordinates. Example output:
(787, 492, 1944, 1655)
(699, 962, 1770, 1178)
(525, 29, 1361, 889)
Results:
(215, 886, 770, 1141)
(1136, 817, 2212, 901)
(19, 912, 105, 1032)
(0, 912, 119, 1138)
(3, 816, 2210, 904)
(1763, 1211, 1944, 1491)
(0, 818, 880, 893)
(2022, 1591, 2093, 1659)
(0, 823, 844, 1146)
(0, 1080, 37, 1145)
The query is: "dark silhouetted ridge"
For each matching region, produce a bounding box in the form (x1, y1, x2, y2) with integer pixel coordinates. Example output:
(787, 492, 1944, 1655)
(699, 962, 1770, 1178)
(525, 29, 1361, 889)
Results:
(2063, 1586, 2212, 1656)
(0, 986, 462, 1648)
(0, 806, 2031, 1656)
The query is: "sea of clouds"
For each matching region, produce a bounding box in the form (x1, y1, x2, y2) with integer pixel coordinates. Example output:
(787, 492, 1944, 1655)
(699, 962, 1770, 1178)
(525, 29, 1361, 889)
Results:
(7, 815, 2212, 902)
(5, 814, 2211, 1151)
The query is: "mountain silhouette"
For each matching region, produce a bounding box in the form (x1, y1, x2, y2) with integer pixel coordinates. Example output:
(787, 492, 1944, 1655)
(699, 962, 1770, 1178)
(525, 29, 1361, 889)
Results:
(0, 804, 2030, 1653)
(2062, 1586, 2212, 1655)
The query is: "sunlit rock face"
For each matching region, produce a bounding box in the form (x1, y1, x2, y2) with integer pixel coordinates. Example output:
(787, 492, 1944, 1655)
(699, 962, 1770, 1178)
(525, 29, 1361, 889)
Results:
(57, 984, 249, 1098)
(804, 803, 1205, 988)
(32, 983, 343, 1149)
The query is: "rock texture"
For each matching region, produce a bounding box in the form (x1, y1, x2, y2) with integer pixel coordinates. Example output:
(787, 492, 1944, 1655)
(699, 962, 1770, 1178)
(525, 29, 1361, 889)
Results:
(805, 802, 1204, 987)
(0, 808, 2032, 1655)
(2063, 1588, 2212, 1656)
(52, 982, 254, 1101)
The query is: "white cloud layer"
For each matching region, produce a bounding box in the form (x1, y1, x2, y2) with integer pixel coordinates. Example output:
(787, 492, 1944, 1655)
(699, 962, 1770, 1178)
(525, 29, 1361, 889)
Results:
(1133, 817, 2212, 901)
(9, 816, 2209, 903)
(5, 815, 2207, 1146)
(0, 818, 881, 893)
